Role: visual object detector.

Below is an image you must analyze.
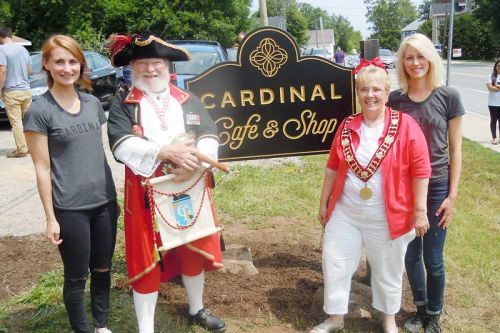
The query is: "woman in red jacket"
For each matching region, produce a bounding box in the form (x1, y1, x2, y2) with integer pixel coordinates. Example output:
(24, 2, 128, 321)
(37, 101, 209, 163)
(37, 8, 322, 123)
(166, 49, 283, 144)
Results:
(310, 60, 431, 333)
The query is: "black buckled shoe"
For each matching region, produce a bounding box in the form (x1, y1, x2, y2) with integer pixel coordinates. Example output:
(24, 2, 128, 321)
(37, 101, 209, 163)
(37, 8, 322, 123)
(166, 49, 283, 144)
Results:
(189, 308, 226, 332)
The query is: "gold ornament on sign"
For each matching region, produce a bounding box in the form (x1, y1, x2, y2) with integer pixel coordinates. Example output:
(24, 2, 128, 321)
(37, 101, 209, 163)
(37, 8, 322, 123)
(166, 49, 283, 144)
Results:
(250, 38, 288, 77)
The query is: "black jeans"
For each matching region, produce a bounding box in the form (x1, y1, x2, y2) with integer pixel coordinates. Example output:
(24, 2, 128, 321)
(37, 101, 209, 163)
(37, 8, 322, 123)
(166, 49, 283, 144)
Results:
(488, 105, 500, 139)
(55, 200, 118, 333)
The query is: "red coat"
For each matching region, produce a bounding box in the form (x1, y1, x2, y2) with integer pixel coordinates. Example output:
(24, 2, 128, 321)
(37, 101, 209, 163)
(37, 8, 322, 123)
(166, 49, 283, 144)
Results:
(117, 86, 223, 288)
(326, 107, 431, 239)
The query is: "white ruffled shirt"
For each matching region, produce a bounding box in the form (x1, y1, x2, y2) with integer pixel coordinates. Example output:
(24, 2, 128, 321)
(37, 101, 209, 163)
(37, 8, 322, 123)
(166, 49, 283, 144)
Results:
(113, 89, 218, 177)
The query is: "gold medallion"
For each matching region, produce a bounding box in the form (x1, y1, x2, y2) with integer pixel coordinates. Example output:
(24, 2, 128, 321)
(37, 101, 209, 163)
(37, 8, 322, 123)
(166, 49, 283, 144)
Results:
(360, 186, 373, 200)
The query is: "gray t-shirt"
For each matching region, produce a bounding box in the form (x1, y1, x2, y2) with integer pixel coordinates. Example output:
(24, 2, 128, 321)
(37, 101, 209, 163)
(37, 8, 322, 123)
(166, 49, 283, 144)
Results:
(23, 91, 116, 210)
(387, 86, 465, 183)
(0, 42, 31, 91)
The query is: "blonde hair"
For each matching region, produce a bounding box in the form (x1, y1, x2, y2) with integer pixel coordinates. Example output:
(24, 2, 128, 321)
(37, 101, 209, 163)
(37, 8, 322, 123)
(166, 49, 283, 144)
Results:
(396, 33, 444, 94)
(41, 35, 92, 90)
(355, 65, 391, 92)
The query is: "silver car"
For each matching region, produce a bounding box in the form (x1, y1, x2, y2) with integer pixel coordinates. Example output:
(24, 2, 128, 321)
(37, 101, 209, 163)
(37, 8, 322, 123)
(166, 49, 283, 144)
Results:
(379, 48, 397, 69)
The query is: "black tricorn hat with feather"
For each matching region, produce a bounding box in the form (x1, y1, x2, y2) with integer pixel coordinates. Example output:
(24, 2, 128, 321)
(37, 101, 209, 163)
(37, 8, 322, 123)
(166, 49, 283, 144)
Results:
(109, 33, 190, 67)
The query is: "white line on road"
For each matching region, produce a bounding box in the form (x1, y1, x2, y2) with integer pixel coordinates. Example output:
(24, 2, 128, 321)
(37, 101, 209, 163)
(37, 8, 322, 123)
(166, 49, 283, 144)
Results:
(460, 87, 488, 94)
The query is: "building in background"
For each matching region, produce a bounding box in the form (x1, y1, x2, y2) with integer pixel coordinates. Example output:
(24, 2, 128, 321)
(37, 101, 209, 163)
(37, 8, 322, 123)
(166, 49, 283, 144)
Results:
(400, 19, 424, 40)
(306, 29, 335, 57)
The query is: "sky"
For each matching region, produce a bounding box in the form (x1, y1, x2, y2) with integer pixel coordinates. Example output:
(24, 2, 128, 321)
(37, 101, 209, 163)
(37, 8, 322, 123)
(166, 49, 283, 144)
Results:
(251, 0, 424, 39)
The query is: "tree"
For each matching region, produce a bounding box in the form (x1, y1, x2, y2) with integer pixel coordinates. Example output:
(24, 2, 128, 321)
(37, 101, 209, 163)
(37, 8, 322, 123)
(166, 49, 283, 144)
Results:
(472, 0, 500, 59)
(5, 0, 253, 50)
(365, 0, 417, 50)
(449, 13, 496, 60)
(297, 2, 362, 52)
(418, 0, 434, 21)
(417, 20, 433, 40)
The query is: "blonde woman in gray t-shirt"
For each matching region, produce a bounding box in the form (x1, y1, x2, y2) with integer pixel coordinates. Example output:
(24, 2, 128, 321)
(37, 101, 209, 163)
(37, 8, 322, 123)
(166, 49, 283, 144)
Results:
(387, 33, 465, 333)
(23, 35, 117, 333)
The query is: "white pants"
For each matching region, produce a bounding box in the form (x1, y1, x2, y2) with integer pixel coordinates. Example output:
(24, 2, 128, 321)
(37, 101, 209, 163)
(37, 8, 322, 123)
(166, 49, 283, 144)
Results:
(322, 210, 415, 315)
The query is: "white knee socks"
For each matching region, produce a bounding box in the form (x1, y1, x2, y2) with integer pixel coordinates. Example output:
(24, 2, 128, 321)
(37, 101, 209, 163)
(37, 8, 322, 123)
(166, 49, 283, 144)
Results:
(182, 271, 205, 315)
(133, 290, 158, 333)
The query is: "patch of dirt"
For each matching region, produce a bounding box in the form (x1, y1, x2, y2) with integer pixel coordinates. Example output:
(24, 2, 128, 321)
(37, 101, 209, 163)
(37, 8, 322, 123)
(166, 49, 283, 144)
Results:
(0, 220, 424, 332)
(0, 234, 60, 301)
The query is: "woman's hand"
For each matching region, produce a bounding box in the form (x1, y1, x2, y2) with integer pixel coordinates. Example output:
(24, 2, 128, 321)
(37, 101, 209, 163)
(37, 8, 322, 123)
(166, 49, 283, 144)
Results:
(317, 204, 328, 226)
(413, 210, 429, 237)
(436, 196, 456, 229)
(46, 219, 62, 246)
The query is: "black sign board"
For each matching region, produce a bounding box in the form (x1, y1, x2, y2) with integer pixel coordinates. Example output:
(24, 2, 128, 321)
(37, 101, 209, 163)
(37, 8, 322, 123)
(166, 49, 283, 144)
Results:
(186, 27, 355, 161)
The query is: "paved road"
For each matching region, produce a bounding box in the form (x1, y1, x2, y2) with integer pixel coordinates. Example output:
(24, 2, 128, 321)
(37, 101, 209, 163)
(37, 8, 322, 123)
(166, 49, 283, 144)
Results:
(0, 61, 498, 236)
(0, 122, 124, 236)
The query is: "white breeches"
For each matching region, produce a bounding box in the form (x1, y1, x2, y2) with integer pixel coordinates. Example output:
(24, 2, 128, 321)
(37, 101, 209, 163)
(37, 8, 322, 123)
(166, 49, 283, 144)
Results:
(322, 210, 415, 315)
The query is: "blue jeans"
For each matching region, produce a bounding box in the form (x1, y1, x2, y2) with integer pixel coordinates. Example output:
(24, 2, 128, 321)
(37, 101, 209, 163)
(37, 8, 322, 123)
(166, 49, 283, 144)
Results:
(405, 180, 449, 315)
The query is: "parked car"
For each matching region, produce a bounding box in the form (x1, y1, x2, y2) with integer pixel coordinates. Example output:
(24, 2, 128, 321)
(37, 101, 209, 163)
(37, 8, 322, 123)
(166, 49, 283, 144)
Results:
(379, 48, 397, 69)
(169, 40, 228, 89)
(0, 100, 7, 123)
(305, 47, 332, 61)
(434, 44, 443, 56)
(29, 51, 124, 109)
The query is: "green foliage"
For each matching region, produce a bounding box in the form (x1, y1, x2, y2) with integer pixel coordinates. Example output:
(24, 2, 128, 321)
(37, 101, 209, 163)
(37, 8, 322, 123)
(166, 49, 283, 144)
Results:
(0, 0, 11, 26)
(365, 0, 418, 50)
(417, 0, 434, 21)
(472, 0, 500, 59)
(417, 19, 433, 40)
(449, 13, 497, 60)
(4, 0, 253, 49)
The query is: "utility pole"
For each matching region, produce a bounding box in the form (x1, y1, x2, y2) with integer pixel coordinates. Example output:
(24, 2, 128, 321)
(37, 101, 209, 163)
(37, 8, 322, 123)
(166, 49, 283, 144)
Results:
(259, 0, 268, 26)
(319, 17, 326, 53)
(446, 0, 455, 86)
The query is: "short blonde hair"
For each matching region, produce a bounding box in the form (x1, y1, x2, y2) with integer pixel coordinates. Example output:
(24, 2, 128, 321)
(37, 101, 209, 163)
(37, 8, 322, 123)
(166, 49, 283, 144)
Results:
(396, 33, 444, 94)
(355, 65, 391, 92)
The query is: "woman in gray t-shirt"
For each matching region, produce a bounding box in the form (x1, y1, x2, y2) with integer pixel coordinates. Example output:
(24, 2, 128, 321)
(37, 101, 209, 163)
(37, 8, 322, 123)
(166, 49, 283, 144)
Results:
(388, 33, 464, 333)
(23, 35, 116, 333)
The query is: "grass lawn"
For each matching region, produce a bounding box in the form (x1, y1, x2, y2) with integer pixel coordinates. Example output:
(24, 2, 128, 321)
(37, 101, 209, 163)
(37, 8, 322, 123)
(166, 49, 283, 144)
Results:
(0, 139, 498, 332)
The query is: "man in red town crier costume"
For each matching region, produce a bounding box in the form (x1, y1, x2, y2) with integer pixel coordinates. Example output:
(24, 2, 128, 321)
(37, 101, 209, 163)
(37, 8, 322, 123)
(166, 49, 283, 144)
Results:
(107, 33, 225, 333)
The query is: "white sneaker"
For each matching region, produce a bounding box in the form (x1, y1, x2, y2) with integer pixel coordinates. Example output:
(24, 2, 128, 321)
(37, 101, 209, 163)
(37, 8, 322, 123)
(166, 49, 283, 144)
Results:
(95, 328, 112, 333)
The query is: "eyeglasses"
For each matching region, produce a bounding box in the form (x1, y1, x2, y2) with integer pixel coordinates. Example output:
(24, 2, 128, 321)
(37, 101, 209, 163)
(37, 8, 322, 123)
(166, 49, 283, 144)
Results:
(358, 87, 387, 96)
(133, 60, 166, 70)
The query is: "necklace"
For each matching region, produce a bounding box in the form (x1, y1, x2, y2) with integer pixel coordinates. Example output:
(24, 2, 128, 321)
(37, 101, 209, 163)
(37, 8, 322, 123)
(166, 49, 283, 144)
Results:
(341, 109, 400, 200)
(143, 92, 171, 130)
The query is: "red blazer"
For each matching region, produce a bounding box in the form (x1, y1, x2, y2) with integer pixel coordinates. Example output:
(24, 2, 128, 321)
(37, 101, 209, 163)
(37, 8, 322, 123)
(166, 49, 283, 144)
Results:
(326, 107, 431, 239)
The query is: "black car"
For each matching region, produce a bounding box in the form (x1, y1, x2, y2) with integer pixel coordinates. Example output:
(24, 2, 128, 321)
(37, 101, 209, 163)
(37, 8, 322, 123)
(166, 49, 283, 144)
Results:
(29, 51, 123, 108)
(1, 51, 123, 122)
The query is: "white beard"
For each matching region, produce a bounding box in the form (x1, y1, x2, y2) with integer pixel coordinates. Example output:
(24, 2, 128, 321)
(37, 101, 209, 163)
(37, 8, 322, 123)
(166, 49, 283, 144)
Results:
(132, 70, 170, 93)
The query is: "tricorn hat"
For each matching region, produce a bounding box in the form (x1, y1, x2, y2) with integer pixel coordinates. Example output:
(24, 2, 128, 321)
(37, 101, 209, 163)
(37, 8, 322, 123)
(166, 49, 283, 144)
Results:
(109, 33, 190, 67)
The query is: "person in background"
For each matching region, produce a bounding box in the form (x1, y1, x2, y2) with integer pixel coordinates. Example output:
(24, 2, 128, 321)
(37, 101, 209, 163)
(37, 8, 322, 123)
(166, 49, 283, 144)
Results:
(0, 26, 32, 158)
(486, 60, 500, 144)
(310, 60, 431, 333)
(388, 33, 465, 333)
(347, 48, 360, 68)
(107, 33, 225, 333)
(23, 35, 117, 333)
(334, 46, 345, 66)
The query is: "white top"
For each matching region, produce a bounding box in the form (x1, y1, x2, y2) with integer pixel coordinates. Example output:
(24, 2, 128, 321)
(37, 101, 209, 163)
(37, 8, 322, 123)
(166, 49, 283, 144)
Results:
(335, 122, 387, 219)
(113, 90, 218, 177)
(487, 74, 500, 106)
